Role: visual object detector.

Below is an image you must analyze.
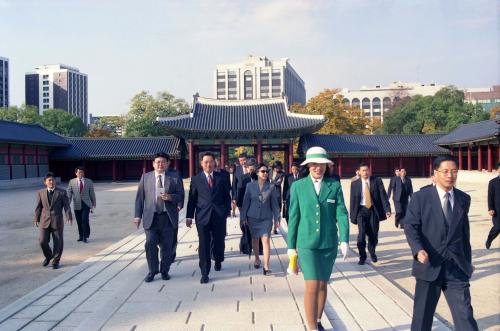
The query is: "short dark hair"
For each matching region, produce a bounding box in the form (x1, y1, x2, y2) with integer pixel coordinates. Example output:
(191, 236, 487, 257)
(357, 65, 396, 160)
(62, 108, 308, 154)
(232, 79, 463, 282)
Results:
(238, 153, 248, 159)
(257, 163, 268, 171)
(154, 152, 170, 161)
(44, 172, 55, 180)
(75, 166, 85, 173)
(394, 167, 400, 171)
(358, 162, 369, 170)
(433, 155, 458, 170)
(201, 152, 215, 160)
(272, 160, 283, 169)
(291, 162, 300, 169)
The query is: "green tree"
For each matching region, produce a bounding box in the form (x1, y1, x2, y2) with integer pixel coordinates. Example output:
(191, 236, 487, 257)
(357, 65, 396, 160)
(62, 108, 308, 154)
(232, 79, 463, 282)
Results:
(291, 89, 371, 134)
(40, 109, 86, 136)
(125, 90, 190, 137)
(0, 105, 40, 124)
(383, 86, 489, 134)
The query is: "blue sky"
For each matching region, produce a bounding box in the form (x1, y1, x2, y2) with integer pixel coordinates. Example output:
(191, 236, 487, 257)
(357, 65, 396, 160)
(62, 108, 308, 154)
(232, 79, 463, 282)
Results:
(1, 0, 498, 116)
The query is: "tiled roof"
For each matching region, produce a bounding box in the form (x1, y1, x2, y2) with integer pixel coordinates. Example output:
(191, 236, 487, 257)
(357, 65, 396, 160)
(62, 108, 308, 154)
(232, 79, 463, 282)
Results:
(0, 120, 69, 146)
(433, 120, 499, 145)
(51, 136, 182, 160)
(299, 133, 449, 156)
(157, 97, 325, 139)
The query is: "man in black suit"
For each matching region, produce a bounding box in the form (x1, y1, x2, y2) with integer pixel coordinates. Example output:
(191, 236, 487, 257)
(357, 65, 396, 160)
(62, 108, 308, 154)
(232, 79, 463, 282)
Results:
(282, 162, 302, 223)
(404, 155, 478, 331)
(350, 162, 391, 265)
(390, 167, 413, 228)
(387, 168, 400, 199)
(486, 162, 500, 249)
(231, 153, 247, 211)
(186, 152, 231, 284)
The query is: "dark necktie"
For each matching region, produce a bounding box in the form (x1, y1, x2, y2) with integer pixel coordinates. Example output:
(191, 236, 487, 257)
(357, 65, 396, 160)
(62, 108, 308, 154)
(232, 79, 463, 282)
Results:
(156, 175, 163, 213)
(444, 192, 453, 228)
(208, 174, 213, 188)
(48, 190, 54, 205)
(79, 180, 83, 193)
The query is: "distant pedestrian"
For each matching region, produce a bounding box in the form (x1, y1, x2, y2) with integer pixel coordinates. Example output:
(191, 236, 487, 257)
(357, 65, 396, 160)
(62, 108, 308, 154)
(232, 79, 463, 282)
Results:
(324, 162, 340, 181)
(67, 166, 96, 243)
(390, 167, 413, 228)
(35, 172, 73, 269)
(404, 155, 478, 331)
(486, 162, 500, 249)
(270, 160, 285, 234)
(387, 168, 400, 199)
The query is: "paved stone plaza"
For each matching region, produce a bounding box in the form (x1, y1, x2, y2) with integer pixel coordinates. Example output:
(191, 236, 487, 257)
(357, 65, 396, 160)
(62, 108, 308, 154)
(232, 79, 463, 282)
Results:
(0, 172, 498, 330)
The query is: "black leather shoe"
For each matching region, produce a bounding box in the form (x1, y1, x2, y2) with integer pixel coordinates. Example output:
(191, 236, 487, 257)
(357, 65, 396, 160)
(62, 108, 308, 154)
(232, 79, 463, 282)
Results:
(318, 321, 326, 331)
(263, 268, 271, 276)
(214, 261, 221, 271)
(273, 229, 278, 235)
(371, 255, 378, 263)
(52, 263, 59, 269)
(486, 239, 492, 250)
(358, 258, 366, 265)
(77, 237, 83, 242)
(144, 272, 156, 283)
(83, 238, 88, 243)
(42, 258, 51, 267)
(200, 276, 209, 284)
(161, 273, 170, 280)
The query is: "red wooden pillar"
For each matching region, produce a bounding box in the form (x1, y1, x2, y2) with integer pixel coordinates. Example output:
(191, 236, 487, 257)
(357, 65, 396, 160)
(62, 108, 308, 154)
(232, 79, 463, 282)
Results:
(467, 144, 472, 170)
(7, 143, 12, 180)
(142, 159, 147, 174)
(428, 156, 433, 177)
(399, 156, 403, 169)
(288, 142, 294, 172)
(338, 156, 343, 178)
(478, 144, 483, 171)
(220, 142, 225, 169)
(368, 156, 373, 172)
(188, 142, 194, 178)
(112, 160, 117, 181)
(458, 145, 463, 170)
(487, 143, 492, 172)
(257, 143, 262, 163)
(173, 158, 179, 170)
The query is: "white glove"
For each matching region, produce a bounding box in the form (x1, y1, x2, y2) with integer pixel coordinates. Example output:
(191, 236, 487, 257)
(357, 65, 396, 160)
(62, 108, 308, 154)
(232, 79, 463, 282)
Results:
(287, 249, 297, 257)
(340, 242, 348, 260)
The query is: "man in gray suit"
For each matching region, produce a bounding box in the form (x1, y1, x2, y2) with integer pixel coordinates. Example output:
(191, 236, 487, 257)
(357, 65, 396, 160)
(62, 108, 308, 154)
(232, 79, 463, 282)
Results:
(67, 166, 96, 243)
(35, 172, 73, 269)
(134, 152, 185, 283)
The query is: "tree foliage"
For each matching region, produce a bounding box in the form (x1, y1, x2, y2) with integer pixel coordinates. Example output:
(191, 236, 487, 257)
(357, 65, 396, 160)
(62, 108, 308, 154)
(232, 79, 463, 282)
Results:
(291, 89, 372, 134)
(0, 105, 40, 124)
(490, 106, 500, 119)
(85, 127, 114, 137)
(40, 109, 87, 137)
(383, 86, 489, 134)
(125, 90, 190, 137)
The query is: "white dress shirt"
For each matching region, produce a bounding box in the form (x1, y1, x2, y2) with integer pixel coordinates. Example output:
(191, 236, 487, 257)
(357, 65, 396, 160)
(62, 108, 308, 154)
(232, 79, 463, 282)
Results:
(311, 175, 323, 195)
(360, 178, 370, 206)
(436, 185, 454, 211)
(154, 171, 166, 197)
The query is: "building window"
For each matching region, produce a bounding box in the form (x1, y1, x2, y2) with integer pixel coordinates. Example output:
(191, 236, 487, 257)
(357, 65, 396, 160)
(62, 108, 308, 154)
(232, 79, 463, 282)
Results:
(383, 97, 391, 111)
(43, 92, 49, 97)
(43, 105, 49, 109)
(372, 97, 381, 110)
(43, 80, 49, 85)
(43, 87, 49, 91)
(43, 98, 49, 103)
(362, 97, 370, 111)
(244, 70, 253, 99)
(342, 98, 350, 106)
(352, 98, 360, 108)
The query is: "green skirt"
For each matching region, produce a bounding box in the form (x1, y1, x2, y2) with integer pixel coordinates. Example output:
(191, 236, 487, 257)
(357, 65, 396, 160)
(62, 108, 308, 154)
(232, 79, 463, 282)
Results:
(298, 247, 338, 281)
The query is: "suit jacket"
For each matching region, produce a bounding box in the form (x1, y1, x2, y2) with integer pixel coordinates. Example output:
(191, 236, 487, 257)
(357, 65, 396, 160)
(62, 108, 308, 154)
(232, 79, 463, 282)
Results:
(240, 181, 281, 222)
(288, 177, 349, 250)
(349, 177, 391, 224)
(134, 171, 185, 229)
(167, 169, 185, 210)
(270, 170, 285, 202)
(404, 186, 473, 281)
(488, 176, 500, 222)
(186, 171, 231, 225)
(387, 176, 397, 199)
(392, 177, 413, 212)
(34, 187, 72, 229)
(232, 165, 245, 201)
(283, 173, 301, 202)
(236, 172, 257, 207)
(67, 177, 96, 210)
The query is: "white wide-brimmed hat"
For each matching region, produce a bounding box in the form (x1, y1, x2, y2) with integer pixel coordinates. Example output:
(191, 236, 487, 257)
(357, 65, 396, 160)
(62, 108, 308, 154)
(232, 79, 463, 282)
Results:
(301, 146, 333, 166)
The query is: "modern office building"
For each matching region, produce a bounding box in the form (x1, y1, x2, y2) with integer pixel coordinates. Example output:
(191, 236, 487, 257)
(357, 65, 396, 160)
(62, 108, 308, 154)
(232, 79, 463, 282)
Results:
(0, 56, 9, 108)
(464, 85, 500, 112)
(25, 64, 88, 125)
(214, 55, 306, 106)
(338, 81, 447, 121)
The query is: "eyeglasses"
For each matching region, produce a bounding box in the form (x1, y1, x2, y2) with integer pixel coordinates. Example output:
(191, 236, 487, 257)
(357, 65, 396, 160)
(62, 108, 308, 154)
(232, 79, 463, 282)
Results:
(435, 169, 458, 176)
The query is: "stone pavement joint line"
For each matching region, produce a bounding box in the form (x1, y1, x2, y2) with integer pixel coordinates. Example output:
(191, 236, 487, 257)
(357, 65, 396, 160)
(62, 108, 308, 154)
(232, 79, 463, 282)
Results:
(0, 215, 451, 331)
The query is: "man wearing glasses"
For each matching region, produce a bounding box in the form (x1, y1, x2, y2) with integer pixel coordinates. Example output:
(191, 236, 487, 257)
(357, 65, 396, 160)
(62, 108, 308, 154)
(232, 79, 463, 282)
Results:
(404, 155, 478, 331)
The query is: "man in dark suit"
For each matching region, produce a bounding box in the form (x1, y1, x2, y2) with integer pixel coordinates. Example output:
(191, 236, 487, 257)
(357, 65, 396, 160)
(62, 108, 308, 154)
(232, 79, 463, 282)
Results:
(186, 152, 231, 284)
(270, 160, 285, 234)
(167, 168, 185, 263)
(67, 166, 96, 243)
(134, 152, 185, 282)
(404, 155, 478, 331)
(34, 172, 73, 269)
(350, 162, 391, 265)
(387, 168, 400, 199)
(231, 153, 247, 210)
(282, 162, 302, 223)
(486, 162, 500, 249)
(390, 167, 413, 228)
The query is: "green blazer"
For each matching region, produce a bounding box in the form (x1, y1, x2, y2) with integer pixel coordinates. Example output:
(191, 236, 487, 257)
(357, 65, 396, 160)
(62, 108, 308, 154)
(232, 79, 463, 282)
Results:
(287, 176, 349, 250)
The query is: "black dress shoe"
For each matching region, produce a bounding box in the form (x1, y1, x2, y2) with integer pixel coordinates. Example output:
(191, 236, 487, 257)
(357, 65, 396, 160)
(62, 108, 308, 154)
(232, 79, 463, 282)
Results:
(263, 268, 271, 276)
(161, 273, 171, 280)
(52, 263, 59, 269)
(273, 229, 278, 235)
(371, 255, 378, 263)
(42, 258, 51, 267)
(358, 258, 366, 265)
(200, 276, 209, 284)
(214, 261, 221, 271)
(318, 321, 326, 331)
(83, 238, 88, 243)
(77, 237, 83, 242)
(486, 239, 492, 250)
(144, 272, 157, 283)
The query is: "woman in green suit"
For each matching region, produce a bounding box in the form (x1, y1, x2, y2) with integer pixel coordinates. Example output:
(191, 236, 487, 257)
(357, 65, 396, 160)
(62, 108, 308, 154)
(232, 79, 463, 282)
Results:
(288, 146, 349, 331)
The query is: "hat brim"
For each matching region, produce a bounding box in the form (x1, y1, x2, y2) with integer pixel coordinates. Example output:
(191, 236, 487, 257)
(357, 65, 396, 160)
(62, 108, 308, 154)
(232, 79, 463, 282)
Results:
(300, 158, 333, 166)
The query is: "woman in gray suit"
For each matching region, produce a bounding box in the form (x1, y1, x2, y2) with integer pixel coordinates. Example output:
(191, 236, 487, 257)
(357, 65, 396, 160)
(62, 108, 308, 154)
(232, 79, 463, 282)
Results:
(241, 163, 281, 275)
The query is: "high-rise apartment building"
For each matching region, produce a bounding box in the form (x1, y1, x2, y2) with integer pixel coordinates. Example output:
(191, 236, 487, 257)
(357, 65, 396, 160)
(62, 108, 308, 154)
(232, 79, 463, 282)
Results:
(0, 56, 9, 108)
(25, 64, 88, 125)
(215, 55, 306, 106)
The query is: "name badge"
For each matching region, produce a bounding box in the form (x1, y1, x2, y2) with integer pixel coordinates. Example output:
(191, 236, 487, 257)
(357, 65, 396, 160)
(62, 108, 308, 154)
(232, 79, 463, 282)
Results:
(327, 199, 336, 204)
